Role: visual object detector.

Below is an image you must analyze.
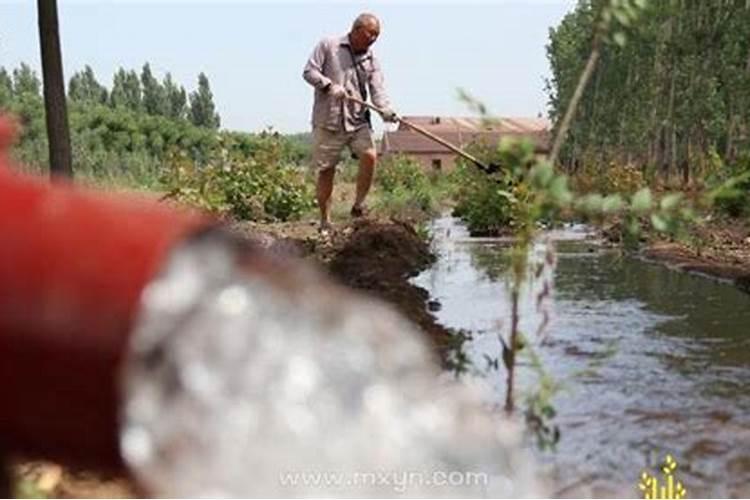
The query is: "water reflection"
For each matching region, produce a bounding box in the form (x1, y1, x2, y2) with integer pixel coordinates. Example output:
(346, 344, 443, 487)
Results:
(413, 217, 750, 497)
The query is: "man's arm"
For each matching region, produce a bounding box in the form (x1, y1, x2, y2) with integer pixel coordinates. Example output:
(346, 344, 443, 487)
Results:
(303, 40, 332, 91)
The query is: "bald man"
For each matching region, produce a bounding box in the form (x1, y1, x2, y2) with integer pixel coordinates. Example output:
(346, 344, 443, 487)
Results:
(303, 13, 398, 236)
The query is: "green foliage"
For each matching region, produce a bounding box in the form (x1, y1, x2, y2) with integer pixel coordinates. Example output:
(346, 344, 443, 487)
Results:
(68, 65, 108, 105)
(573, 162, 646, 195)
(1, 62, 310, 199)
(163, 73, 188, 120)
(450, 139, 549, 236)
(110, 68, 142, 111)
(522, 337, 562, 451)
(450, 164, 515, 236)
(376, 154, 437, 214)
(13, 63, 41, 96)
(65, 103, 218, 169)
(189, 72, 220, 129)
(547, 0, 750, 178)
(163, 132, 314, 221)
(0, 67, 15, 107)
(709, 154, 750, 218)
(141, 63, 168, 117)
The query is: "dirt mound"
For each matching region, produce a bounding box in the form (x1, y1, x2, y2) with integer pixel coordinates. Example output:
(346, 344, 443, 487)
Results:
(327, 220, 453, 357)
(329, 219, 433, 280)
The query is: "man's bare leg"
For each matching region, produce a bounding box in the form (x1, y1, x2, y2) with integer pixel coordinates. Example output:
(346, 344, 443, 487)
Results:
(353, 149, 376, 215)
(316, 167, 336, 231)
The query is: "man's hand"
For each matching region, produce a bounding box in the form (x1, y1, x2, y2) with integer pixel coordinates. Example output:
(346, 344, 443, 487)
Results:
(327, 83, 348, 99)
(380, 108, 399, 123)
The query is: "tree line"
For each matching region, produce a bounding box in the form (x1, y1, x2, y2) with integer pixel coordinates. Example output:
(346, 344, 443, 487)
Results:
(0, 62, 220, 129)
(546, 0, 750, 181)
(0, 62, 311, 187)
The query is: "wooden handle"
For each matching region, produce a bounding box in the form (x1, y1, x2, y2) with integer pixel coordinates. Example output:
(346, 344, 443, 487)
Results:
(344, 94, 490, 171)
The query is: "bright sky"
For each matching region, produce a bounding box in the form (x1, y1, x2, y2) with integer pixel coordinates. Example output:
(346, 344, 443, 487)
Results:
(1, 0, 576, 133)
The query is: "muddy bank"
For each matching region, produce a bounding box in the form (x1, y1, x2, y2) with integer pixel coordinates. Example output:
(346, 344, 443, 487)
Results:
(326, 220, 454, 356)
(640, 218, 750, 293)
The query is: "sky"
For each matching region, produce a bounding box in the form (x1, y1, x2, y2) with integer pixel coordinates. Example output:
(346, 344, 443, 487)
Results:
(1, 0, 576, 134)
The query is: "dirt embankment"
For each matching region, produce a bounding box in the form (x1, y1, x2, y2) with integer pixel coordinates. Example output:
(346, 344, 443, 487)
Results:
(640, 218, 750, 293)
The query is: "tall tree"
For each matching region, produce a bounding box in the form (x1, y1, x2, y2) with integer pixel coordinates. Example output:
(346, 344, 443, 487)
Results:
(110, 67, 142, 111)
(162, 72, 187, 120)
(189, 72, 220, 129)
(140, 63, 167, 116)
(546, 0, 750, 179)
(68, 65, 108, 104)
(109, 67, 128, 108)
(37, 0, 72, 179)
(0, 67, 12, 107)
(12, 63, 42, 97)
(124, 69, 142, 111)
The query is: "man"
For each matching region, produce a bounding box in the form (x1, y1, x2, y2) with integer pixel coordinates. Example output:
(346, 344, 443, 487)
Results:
(303, 13, 398, 236)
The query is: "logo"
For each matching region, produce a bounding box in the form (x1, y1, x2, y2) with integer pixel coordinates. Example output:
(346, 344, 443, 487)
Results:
(638, 454, 687, 499)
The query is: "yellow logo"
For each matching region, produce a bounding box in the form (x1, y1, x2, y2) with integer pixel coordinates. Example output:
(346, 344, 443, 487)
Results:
(638, 454, 687, 499)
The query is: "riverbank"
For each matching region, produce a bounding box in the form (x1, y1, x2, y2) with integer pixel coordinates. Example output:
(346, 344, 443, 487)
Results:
(641, 216, 750, 293)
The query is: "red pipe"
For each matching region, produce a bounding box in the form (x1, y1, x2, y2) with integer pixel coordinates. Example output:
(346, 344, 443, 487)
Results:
(0, 117, 211, 469)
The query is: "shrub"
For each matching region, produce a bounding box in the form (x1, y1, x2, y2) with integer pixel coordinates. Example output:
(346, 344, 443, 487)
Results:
(376, 155, 436, 213)
(163, 136, 314, 222)
(711, 154, 750, 218)
(448, 140, 532, 236)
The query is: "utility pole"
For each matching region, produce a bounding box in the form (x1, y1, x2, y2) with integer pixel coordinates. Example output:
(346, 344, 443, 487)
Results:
(37, 0, 73, 179)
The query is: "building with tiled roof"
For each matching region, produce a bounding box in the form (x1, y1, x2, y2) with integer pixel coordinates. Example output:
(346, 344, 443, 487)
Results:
(380, 116, 551, 172)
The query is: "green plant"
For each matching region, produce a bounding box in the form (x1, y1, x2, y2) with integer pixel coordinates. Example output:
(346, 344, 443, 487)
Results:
(162, 133, 314, 221)
(375, 155, 437, 216)
(709, 154, 750, 218)
(448, 141, 528, 236)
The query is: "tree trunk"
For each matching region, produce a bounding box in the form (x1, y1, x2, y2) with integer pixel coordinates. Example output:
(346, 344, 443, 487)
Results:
(37, 0, 73, 179)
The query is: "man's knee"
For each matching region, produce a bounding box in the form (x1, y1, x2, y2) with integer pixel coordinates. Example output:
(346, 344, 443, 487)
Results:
(360, 149, 377, 166)
(317, 167, 336, 184)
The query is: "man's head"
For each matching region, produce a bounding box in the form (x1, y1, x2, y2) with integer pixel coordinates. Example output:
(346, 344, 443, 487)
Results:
(349, 13, 380, 53)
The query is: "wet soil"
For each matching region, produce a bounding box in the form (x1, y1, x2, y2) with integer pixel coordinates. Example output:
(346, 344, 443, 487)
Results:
(640, 217, 750, 293)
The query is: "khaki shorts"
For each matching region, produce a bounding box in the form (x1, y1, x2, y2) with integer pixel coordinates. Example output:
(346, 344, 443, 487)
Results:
(311, 126, 375, 172)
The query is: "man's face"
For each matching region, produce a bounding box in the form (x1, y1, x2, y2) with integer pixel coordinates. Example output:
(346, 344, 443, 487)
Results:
(350, 20, 380, 53)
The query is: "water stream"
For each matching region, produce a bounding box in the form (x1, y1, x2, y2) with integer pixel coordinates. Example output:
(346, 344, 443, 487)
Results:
(413, 217, 750, 497)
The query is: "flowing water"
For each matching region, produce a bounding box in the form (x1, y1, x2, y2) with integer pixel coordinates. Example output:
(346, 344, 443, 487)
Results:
(413, 217, 750, 498)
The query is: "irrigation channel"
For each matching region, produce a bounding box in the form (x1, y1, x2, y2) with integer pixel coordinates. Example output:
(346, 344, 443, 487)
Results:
(412, 217, 750, 498)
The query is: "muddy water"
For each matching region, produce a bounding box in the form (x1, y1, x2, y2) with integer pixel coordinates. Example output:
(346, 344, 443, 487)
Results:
(413, 217, 750, 498)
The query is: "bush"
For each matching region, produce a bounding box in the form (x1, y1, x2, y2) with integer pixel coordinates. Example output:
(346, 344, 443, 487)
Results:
(598, 163, 646, 194)
(711, 154, 750, 218)
(571, 160, 645, 195)
(376, 155, 436, 213)
(448, 140, 533, 236)
(163, 135, 315, 222)
(450, 163, 516, 235)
